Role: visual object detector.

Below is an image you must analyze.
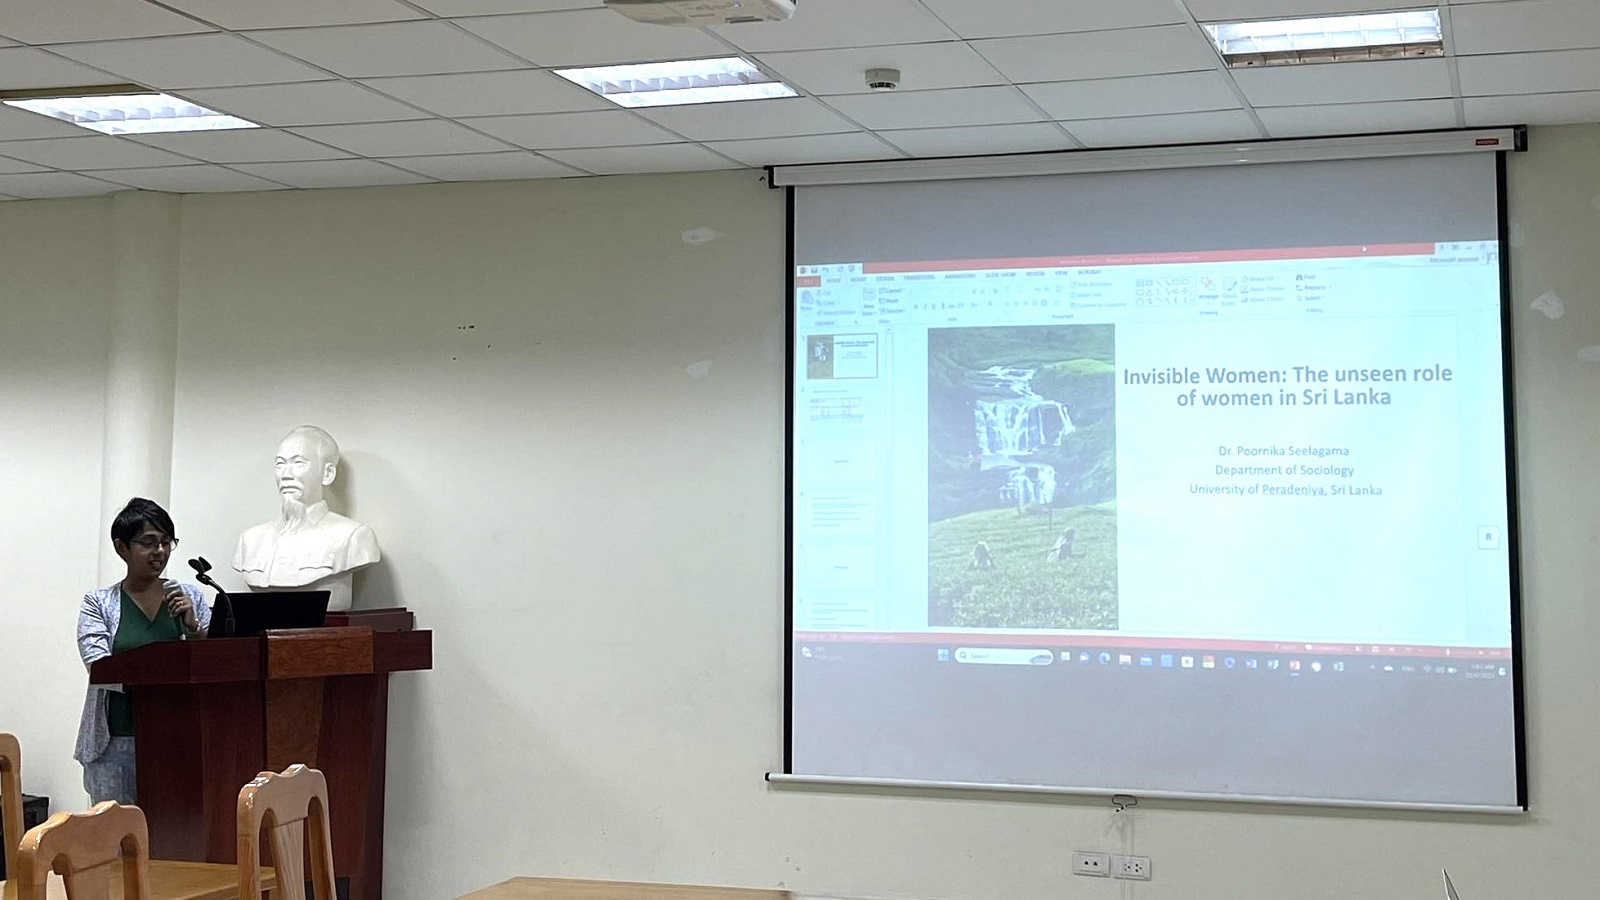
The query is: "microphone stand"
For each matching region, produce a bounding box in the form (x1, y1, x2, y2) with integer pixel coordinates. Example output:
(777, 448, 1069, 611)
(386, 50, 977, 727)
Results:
(189, 558, 236, 637)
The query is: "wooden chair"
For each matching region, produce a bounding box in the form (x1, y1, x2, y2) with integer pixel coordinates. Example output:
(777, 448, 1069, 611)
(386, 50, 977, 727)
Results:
(1, 732, 21, 883)
(237, 765, 336, 900)
(10, 802, 151, 900)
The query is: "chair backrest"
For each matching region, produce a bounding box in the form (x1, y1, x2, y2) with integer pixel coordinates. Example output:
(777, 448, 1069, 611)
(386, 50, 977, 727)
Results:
(11, 802, 151, 900)
(237, 764, 336, 900)
(1, 732, 21, 882)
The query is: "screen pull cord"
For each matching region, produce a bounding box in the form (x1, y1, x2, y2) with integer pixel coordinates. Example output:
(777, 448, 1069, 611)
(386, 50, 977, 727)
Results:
(1110, 794, 1137, 900)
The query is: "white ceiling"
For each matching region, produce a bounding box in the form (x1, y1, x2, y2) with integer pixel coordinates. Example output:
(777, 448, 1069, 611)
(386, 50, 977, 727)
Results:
(0, 0, 1593, 198)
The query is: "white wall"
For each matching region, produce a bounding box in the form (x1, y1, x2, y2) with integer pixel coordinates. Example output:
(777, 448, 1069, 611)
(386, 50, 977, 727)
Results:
(166, 171, 796, 899)
(0, 198, 114, 808)
(5, 126, 1597, 899)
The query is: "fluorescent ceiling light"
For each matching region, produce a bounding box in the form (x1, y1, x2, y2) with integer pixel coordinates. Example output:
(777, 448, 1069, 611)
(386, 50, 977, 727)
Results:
(1204, 9, 1443, 67)
(555, 57, 797, 108)
(2, 92, 260, 135)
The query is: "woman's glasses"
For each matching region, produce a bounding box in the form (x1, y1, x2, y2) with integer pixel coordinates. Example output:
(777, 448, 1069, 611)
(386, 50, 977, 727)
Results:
(129, 536, 178, 551)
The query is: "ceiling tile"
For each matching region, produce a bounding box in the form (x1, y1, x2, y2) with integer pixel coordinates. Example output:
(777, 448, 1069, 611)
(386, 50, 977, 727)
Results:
(879, 122, 1075, 157)
(1023, 72, 1240, 120)
(130, 129, 351, 163)
(542, 144, 740, 175)
(710, 0, 956, 53)
(156, 0, 425, 30)
(85, 165, 286, 192)
(823, 86, 1045, 130)
(1062, 109, 1261, 147)
(0, 106, 95, 141)
(0, 172, 122, 198)
(0, 136, 196, 169)
(637, 97, 859, 141)
(232, 159, 433, 188)
(1464, 91, 1600, 126)
(178, 82, 425, 127)
(360, 70, 613, 117)
(251, 22, 526, 78)
(1233, 58, 1452, 106)
(919, 0, 1185, 39)
(380, 151, 581, 180)
(755, 42, 1004, 96)
(1451, 0, 1600, 55)
(0, 0, 211, 44)
(464, 111, 678, 149)
(0, 47, 123, 91)
(288, 120, 512, 157)
(0, 154, 48, 175)
(456, 10, 730, 66)
(1256, 99, 1458, 137)
(1183, 0, 1414, 21)
(412, 0, 600, 14)
(705, 132, 903, 166)
(51, 35, 333, 90)
(1458, 49, 1600, 96)
(974, 26, 1221, 83)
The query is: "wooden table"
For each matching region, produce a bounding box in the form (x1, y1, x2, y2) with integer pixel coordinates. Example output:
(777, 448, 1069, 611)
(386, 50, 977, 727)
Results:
(459, 878, 794, 900)
(0, 860, 275, 900)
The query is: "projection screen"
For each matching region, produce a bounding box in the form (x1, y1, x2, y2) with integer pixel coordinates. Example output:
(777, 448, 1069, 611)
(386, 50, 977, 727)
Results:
(782, 142, 1525, 811)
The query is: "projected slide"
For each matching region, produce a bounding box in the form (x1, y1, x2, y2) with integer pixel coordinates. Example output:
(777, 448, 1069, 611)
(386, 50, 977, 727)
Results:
(788, 153, 1520, 812)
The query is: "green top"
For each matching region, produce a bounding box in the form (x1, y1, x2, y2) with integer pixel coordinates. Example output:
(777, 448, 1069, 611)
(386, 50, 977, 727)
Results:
(106, 588, 186, 737)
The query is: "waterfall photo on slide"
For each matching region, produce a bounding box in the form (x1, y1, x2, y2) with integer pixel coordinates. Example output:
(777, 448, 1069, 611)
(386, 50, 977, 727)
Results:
(928, 325, 1117, 629)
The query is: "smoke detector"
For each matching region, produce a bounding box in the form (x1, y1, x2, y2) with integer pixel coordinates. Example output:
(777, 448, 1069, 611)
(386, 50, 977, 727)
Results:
(604, 0, 797, 26)
(865, 67, 901, 91)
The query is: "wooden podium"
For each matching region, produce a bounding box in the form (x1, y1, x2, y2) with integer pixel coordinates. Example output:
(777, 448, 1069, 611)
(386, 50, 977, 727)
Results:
(89, 609, 431, 900)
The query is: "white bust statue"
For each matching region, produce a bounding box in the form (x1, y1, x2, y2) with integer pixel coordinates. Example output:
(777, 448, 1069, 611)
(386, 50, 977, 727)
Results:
(232, 425, 380, 612)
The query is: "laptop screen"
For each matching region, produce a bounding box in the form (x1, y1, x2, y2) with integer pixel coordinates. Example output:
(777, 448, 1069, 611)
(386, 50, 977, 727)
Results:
(221, 590, 331, 637)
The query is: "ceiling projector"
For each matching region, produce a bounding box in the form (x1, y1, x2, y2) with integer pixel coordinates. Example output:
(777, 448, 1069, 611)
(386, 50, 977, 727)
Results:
(603, 0, 796, 26)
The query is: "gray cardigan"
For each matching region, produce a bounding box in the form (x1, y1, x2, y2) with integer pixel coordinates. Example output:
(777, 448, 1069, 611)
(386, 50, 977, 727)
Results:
(74, 582, 211, 764)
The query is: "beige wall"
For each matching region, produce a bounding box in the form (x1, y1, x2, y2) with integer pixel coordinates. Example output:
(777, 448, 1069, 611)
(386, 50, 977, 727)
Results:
(0, 198, 114, 807)
(4, 126, 1598, 899)
(167, 172, 793, 899)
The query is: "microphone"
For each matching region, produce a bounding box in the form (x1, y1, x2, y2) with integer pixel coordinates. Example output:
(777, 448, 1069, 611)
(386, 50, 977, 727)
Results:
(164, 578, 188, 640)
(188, 557, 235, 637)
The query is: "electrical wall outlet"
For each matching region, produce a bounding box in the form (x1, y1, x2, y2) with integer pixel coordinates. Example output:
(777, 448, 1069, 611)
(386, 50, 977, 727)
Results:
(1072, 851, 1110, 877)
(1112, 854, 1152, 881)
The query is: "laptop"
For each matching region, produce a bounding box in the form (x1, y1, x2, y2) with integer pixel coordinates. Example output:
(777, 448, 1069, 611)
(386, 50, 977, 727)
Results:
(1443, 870, 1461, 900)
(222, 590, 331, 637)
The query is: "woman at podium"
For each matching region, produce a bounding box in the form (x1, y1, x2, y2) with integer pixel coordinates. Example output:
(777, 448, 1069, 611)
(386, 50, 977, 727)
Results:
(73, 498, 212, 804)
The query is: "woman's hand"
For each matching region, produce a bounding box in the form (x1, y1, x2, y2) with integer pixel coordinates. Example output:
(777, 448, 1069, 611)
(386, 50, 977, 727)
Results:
(164, 581, 199, 632)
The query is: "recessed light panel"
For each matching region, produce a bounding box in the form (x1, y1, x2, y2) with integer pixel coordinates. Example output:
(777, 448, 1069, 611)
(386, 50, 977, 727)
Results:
(1204, 10, 1443, 68)
(555, 57, 797, 109)
(3, 92, 260, 135)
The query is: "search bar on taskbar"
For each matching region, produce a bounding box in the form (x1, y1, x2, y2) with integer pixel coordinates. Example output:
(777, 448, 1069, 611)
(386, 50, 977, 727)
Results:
(953, 647, 1054, 666)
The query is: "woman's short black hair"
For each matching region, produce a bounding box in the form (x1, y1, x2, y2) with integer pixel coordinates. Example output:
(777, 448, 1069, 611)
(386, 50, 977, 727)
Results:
(110, 498, 177, 545)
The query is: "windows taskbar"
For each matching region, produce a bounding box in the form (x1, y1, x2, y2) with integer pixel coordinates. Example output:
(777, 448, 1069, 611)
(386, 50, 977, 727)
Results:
(792, 631, 1513, 660)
